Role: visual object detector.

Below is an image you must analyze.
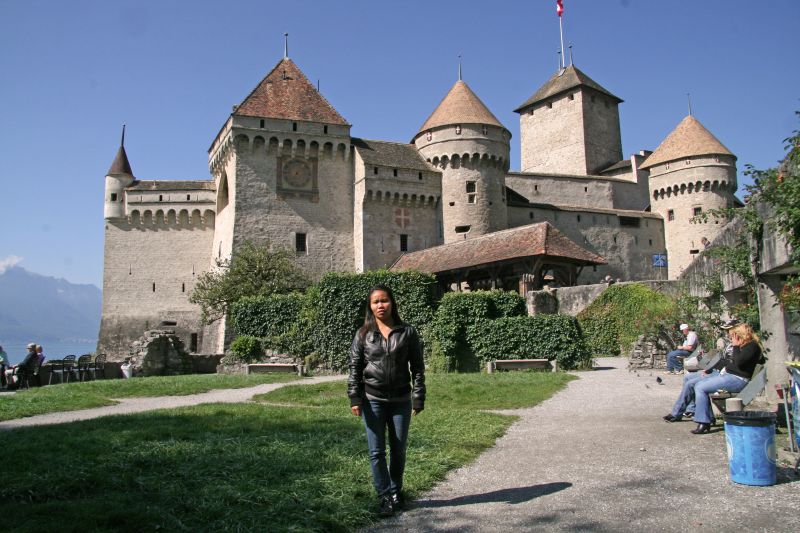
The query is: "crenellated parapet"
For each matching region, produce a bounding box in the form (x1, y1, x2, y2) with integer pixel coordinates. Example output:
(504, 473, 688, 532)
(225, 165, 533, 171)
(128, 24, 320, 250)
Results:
(365, 189, 439, 207)
(651, 178, 736, 201)
(126, 208, 216, 228)
(426, 152, 509, 172)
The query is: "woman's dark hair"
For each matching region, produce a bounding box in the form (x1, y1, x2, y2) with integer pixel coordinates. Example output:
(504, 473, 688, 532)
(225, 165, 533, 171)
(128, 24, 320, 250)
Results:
(359, 284, 403, 337)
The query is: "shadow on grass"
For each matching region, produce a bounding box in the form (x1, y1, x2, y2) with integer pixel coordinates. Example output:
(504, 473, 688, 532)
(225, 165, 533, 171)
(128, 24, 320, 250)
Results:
(414, 482, 571, 508)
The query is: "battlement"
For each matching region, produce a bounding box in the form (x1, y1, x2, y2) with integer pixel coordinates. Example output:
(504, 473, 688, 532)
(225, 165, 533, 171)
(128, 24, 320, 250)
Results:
(426, 152, 509, 172)
(651, 178, 735, 202)
(125, 208, 215, 228)
(210, 130, 351, 176)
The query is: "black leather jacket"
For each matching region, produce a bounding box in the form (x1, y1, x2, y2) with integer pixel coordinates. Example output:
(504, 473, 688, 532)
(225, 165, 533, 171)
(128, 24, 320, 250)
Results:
(348, 324, 425, 410)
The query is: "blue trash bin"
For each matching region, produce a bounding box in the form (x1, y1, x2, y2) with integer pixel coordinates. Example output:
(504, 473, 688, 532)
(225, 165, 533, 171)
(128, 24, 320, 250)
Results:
(724, 411, 777, 486)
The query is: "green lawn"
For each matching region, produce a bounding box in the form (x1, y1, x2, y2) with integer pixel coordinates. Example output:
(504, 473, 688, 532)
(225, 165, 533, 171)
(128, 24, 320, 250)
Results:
(0, 371, 576, 532)
(0, 373, 299, 421)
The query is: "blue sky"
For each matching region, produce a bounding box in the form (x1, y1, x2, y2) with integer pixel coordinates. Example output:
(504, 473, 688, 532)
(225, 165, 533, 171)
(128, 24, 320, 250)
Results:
(1, 0, 798, 288)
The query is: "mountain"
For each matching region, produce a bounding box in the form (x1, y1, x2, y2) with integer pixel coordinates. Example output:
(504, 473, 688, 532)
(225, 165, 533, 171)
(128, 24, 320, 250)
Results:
(0, 266, 101, 342)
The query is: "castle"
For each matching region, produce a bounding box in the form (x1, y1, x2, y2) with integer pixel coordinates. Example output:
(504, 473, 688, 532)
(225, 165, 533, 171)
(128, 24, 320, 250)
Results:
(99, 52, 739, 357)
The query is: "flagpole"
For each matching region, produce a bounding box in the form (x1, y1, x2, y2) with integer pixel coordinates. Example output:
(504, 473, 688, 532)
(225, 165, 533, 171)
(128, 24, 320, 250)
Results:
(559, 15, 565, 69)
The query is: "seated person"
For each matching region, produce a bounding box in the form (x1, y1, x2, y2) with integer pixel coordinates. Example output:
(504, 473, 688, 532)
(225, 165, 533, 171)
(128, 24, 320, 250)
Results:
(0, 344, 9, 388)
(5, 343, 38, 388)
(690, 323, 763, 435)
(663, 319, 738, 422)
(665, 323, 698, 374)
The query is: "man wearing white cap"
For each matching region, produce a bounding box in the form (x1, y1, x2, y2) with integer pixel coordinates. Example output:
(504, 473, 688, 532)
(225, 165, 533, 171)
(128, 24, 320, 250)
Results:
(665, 324, 698, 374)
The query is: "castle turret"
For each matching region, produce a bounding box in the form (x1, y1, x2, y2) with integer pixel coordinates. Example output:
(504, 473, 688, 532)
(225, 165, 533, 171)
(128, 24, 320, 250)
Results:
(413, 79, 509, 243)
(104, 127, 134, 219)
(515, 65, 623, 175)
(642, 115, 738, 278)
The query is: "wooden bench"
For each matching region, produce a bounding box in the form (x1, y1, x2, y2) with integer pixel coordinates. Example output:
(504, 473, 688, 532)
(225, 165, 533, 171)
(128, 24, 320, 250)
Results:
(246, 363, 305, 377)
(487, 359, 557, 373)
(710, 364, 766, 413)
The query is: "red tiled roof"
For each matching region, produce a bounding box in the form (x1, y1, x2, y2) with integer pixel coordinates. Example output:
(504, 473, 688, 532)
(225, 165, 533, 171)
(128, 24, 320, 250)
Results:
(107, 145, 133, 176)
(390, 222, 605, 273)
(234, 58, 348, 125)
(640, 115, 734, 169)
(416, 80, 506, 137)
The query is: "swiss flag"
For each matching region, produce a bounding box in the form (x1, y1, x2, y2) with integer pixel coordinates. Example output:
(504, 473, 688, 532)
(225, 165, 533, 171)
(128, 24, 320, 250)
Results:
(557, 0, 564, 17)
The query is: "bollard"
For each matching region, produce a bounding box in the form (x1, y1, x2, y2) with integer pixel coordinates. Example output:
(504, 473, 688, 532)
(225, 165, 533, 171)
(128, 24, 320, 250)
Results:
(725, 398, 743, 412)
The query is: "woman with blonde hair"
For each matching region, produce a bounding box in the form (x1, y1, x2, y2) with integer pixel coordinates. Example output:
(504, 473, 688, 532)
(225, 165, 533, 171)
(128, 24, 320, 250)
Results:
(690, 323, 763, 434)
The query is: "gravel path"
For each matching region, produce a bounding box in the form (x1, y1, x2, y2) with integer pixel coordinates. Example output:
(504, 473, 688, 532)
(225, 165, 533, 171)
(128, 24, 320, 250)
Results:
(368, 358, 798, 533)
(0, 375, 345, 430)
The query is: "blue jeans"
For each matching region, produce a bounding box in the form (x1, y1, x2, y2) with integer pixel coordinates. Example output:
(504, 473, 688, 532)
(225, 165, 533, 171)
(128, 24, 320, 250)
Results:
(671, 370, 719, 417)
(666, 349, 690, 371)
(362, 399, 412, 498)
(693, 372, 749, 424)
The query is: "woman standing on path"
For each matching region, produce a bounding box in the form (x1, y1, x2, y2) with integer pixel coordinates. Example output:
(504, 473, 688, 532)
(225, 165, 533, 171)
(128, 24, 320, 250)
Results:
(690, 323, 763, 434)
(348, 285, 426, 517)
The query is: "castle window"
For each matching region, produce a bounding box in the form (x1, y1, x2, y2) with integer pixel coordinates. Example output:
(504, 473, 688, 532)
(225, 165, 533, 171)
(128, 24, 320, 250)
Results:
(260, 119, 265, 128)
(292, 122, 297, 131)
(466, 181, 476, 193)
(374, 167, 378, 175)
(668, 209, 675, 221)
(324, 126, 328, 134)
(593, 266, 597, 272)
(152, 283, 156, 292)
(400, 234, 408, 252)
(468, 195, 476, 204)
(547, 102, 553, 109)
(534, 185, 538, 192)
(690, 249, 700, 255)
(693, 207, 702, 217)
(449, 201, 455, 206)
(295, 233, 307, 253)
(186, 194, 191, 201)
(482, 125, 488, 135)
(619, 216, 640, 228)
(529, 109, 533, 115)
(584, 187, 587, 192)
(613, 235, 617, 244)
(110, 193, 117, 202)
(686, 158, 692, 165)
(418, 172, 423, 180)
(181, 283, 185, 293)
(159, 195, 163, 202)
(649, 239, 653, 246)
(455, 125, 462, 135)
(393, 169, 398, 177)
(454, 225, 470, 234)
(577, 215, 581, 222)
(426, 131, 432, 141)
(529, 212, 534, 220)
(190, 333, 198, 353)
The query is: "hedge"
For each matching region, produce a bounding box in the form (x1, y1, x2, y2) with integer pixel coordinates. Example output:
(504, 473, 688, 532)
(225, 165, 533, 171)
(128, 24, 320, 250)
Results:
(426, 291, 526, 372)
(467, 314, 592, 370)
(577, 284, 676, 356)
(305, 270, 439, 371)
(224, 335, 263, 364)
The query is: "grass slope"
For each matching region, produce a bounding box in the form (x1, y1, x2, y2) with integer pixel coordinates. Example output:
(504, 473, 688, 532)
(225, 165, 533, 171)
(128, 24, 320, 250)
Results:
(0, 372, 575, 532)
(0, 373, 298, 421)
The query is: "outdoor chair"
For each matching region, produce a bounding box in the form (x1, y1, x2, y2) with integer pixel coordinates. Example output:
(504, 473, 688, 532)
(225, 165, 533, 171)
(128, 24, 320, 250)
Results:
(87, 354, 106, 380)
(13, 359, 40, 389)
(49, 355, 77, 384)
(77, 354, 94, 381)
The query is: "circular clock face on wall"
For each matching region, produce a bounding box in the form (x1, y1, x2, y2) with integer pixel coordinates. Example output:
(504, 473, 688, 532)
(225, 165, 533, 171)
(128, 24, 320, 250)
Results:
(284, 159, 311, 188)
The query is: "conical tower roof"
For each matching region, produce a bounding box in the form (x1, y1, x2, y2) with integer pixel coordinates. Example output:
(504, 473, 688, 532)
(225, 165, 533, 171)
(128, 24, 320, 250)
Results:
(234, 58, 348, 125)
(514, 65, 622, 113)
(415, 80, 506, 137)
(107, 145, 133, 176)
(640, 115, 735, 169)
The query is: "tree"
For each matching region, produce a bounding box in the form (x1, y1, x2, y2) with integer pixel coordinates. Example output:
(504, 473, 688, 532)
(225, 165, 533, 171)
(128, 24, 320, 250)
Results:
(189, 241, 311, 324)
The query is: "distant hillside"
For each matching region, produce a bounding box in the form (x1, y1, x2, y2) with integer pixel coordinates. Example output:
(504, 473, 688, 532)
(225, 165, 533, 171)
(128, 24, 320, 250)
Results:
(0, 266, 101, 342)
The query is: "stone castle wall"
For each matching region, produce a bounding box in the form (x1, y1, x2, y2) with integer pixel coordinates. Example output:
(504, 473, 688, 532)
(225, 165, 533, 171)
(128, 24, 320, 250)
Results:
(505, 172, 617, 209)
(98, 216, 214, 359)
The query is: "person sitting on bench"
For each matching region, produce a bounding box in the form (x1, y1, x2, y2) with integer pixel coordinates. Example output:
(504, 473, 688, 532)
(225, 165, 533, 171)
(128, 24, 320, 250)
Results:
(663, 319, 739, 422)
(689, 323, 763, 435)
(665, 323, 698, 374)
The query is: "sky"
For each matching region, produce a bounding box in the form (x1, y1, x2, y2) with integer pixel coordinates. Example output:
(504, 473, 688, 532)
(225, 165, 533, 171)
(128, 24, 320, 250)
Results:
(1, 0, 798, 288)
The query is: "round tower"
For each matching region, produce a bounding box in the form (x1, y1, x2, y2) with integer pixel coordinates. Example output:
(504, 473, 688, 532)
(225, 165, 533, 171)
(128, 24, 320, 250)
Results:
(642, 115, 738, 278)
(104, 126, 135, 219)
(413, 79, 509, 244)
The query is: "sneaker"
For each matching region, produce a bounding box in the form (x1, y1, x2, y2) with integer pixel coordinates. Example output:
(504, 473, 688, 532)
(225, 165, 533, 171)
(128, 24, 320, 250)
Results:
(378, 496, 395, 517)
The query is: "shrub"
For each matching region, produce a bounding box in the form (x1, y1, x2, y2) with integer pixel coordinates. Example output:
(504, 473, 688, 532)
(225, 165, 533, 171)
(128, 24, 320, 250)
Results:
(305, 270, 439, 371)
(577, 284, 676, 356)
(427, 291, 526, 372)
(225, 335, 263, 364)
(467, 314, 592, 370)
